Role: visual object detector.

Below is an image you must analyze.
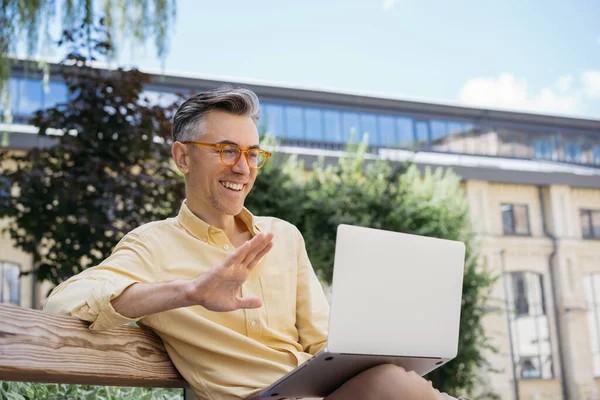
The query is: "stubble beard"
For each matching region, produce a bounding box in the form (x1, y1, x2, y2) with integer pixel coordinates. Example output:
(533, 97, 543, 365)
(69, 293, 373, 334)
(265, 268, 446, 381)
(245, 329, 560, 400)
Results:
(208, 192, 244, 216)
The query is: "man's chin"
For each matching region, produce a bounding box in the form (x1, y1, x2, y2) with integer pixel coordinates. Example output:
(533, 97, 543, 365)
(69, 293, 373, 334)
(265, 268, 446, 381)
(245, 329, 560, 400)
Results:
(219, 201, 245, 216)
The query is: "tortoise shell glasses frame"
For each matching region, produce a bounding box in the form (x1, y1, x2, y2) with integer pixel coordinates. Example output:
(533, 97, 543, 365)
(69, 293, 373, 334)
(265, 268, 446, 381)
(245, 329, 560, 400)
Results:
(179, 141, 272, 170)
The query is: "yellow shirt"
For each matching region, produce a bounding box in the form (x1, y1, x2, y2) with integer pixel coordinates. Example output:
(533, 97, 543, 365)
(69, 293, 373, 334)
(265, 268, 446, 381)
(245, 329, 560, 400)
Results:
(43, 201, 330, 400)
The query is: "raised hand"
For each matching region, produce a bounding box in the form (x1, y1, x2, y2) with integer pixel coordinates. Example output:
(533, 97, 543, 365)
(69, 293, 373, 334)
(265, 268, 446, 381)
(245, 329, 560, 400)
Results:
(187, 232, 275, 312)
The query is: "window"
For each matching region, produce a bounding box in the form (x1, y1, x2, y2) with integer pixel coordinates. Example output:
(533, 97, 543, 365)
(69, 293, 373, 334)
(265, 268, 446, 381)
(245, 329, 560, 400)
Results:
(532, 138, 554, 161)
(15, 78, 44, 116)
(511, 130, 533, 159)
(584, 134, 600, 165)
(430, 120, 448, 142)
(445, 122, 469, 153)
(1, 78, 19, 115)
(501, 204, 531, 235)
(360, 114, 378, 146)
(6, 78, 71, 118)
(305, 108, 323, 141)
(414, 121, 429, 148)
(342, 112, 360, 143)
(262, 104, 284, 137)
(508, 272, 553, 379)
(284, 106, 304, 139)
(594, 146, 600, 165)
(564, 141, 583, 163)
(513, 272, 530, 316)
(378, 116, 396, 147)
(493, 128, 513, 158)
(323, 110, 342, 143)
(580, 210, 600, 239)
(448, 122, 468, 136)
(44, 81, 69, 108)
(0, 262, 20, 305)
(584, 274, 600, 376)
(396, 117, 414, 149)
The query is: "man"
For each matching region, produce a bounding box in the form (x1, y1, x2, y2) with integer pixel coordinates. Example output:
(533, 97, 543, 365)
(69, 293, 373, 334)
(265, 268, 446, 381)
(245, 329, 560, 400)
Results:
(44, 87, 464, 400)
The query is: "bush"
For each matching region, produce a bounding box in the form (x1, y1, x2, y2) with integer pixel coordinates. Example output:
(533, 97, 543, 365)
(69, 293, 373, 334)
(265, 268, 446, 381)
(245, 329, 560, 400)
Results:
(0, 382, 182, 400)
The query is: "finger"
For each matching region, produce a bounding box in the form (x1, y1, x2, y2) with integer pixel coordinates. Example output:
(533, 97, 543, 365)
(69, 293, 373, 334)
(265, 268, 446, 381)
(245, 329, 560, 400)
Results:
(241, 232, 273, 266)
(238, 233, 269, 265)
(222, 233, 265, 268)
(221, 241, 251, 268)
(236, 296, 263, 309)
(245, 240, 274, 272)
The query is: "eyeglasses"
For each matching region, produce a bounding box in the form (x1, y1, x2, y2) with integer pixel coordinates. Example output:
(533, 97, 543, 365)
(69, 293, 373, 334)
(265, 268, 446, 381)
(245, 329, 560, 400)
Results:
(180, 141, 272, 170)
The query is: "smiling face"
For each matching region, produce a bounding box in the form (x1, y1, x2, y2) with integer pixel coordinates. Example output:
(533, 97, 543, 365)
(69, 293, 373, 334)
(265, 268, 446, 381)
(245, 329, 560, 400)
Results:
(173, 110, 260, 219)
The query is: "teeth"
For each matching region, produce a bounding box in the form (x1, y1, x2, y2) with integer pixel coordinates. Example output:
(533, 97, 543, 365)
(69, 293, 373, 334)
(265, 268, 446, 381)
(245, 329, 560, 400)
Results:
(221, 181, 244, 191)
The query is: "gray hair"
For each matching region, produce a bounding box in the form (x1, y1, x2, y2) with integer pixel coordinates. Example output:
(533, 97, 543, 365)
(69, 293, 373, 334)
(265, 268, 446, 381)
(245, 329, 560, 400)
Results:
(172, 86, 260, 142)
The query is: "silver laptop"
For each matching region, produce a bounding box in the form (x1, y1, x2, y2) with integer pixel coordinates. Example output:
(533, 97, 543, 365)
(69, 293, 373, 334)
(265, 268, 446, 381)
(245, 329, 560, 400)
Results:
(250, 224, 465, 400)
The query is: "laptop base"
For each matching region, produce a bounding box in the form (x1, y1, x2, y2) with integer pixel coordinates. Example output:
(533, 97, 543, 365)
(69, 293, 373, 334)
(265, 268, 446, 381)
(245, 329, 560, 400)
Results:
(249, 351, 449, 400)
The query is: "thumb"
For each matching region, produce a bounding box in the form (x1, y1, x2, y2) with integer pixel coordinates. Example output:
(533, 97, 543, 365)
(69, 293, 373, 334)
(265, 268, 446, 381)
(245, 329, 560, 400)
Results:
(236, 296, 263, 309)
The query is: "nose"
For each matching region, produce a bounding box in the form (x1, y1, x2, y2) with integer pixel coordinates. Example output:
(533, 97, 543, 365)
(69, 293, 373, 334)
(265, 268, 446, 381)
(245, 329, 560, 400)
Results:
(231, 152, 250, 175)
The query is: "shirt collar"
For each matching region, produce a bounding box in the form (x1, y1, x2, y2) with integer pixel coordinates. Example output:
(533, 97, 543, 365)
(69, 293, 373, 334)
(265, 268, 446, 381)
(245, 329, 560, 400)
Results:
(177, 200, 260, 243)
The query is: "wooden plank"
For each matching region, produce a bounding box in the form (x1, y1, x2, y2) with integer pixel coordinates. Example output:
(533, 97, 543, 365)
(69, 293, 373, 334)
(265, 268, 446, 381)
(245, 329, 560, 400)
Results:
(0, 304, 188, 388)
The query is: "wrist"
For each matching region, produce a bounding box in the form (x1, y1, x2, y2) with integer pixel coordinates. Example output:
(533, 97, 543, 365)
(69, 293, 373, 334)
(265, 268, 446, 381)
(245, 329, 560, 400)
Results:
(180, 278, 204, 308)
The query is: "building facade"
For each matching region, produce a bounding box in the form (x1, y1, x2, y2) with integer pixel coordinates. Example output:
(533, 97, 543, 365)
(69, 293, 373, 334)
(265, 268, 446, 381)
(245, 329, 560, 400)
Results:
(1, 60, 600, 399)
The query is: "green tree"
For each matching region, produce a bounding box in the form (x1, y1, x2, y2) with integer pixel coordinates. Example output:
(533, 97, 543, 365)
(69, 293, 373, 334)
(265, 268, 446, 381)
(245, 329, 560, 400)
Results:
(0, 0, 176, 88)
(0, 25, 184, 285)
(247, 141, 497, 398)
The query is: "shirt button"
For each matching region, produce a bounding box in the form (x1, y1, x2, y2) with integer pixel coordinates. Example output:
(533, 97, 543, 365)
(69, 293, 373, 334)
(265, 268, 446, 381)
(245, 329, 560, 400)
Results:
(250, 320, 257, 327)
(202, 238, 208, 242)
(223, 244, 229, 250)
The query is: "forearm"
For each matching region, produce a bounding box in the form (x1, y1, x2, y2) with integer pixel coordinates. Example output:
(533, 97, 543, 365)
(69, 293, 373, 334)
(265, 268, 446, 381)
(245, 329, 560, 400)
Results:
(110, 279, 193, 319)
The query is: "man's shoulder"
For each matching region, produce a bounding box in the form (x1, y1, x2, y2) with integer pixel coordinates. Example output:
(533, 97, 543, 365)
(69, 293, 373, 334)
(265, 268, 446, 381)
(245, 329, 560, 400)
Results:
(254, 215, 301, 236)
(125, 217, 179, 241)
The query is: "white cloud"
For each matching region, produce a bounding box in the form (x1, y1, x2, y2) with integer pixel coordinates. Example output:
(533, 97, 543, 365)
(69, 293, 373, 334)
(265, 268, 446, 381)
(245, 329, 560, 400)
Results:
(382, 0, 397, 10)
(582, 70, 600, 99)
(555, 74, 573, 92)
(456, 72, 600, 117)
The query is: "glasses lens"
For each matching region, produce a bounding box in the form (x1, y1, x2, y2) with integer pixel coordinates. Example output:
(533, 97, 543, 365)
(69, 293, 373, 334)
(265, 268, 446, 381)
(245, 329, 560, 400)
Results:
(247, 149, 266, 169)
(221, 145, 241, 165)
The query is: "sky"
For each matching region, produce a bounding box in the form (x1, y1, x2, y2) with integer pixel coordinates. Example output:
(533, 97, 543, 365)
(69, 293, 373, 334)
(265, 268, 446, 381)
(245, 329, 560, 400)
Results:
(36, 0, 600, 120)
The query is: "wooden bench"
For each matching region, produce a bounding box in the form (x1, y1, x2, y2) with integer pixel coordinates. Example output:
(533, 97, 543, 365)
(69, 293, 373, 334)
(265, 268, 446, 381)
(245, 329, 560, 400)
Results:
(0, 303, 196, 399)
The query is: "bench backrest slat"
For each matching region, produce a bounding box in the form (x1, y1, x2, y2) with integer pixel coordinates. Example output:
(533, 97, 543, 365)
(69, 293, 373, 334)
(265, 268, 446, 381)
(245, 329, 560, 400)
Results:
(0, 304, 188, 388)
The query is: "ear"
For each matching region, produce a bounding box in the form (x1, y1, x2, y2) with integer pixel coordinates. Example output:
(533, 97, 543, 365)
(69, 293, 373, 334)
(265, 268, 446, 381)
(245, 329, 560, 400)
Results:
(172, 142, 190, 174)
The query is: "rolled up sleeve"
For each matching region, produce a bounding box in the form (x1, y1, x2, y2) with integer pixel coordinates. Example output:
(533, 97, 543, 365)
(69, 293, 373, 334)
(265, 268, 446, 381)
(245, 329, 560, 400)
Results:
(43, 232, 157, 330)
